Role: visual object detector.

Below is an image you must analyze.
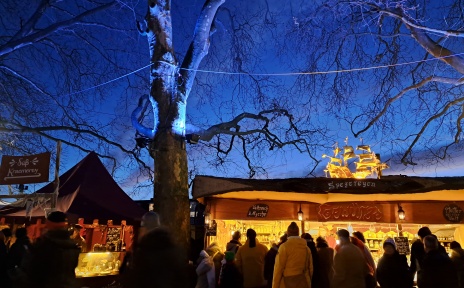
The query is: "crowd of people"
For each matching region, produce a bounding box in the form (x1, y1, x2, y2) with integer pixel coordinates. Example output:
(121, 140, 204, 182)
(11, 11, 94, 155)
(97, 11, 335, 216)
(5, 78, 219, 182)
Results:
(3, 211, 464, 288)
(193, 224, 464, 288)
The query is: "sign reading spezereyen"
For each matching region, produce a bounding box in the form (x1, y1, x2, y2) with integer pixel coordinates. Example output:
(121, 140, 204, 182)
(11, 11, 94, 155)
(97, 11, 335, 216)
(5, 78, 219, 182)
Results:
(0, 152, 51, 184)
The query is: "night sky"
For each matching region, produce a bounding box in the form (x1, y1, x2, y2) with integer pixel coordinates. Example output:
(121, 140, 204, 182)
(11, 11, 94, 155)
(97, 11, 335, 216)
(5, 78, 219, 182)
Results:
(1, 0, 464, 200)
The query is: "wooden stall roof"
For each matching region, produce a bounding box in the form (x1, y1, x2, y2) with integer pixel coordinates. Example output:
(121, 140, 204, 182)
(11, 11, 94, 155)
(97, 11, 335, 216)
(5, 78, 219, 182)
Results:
(192, 175, 464, 203)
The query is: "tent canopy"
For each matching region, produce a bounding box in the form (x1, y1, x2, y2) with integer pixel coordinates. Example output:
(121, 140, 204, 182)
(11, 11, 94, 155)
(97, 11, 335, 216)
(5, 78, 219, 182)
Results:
(192, 175, 464, 203)
(0, 152, 146, 223)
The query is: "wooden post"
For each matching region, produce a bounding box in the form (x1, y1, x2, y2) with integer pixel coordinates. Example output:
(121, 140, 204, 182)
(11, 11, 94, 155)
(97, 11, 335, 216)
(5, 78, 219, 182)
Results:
(51, 141, 61, 209)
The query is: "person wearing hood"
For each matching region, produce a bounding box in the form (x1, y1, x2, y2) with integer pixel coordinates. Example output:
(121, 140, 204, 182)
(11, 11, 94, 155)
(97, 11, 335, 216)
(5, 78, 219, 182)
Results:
(236, 228, 269, 288)
(226, 231, 242, 254)
(272, 222, 313, 288)
(206, 242, 224, 288)
(376, 238, 412, 288)
(16, 211, 80, 288)
(449, 241, 464, 288)
(196, 249, 216, 288)
(264, 234, 287, 288)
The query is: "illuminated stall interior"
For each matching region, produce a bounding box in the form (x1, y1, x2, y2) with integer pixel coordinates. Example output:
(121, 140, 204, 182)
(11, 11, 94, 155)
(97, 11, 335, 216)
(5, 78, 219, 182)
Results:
(193, 143, 464, 265)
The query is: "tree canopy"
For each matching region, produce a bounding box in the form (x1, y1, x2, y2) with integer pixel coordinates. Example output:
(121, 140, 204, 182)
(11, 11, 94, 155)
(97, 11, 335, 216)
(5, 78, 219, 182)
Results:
(2, 0, 464, 198)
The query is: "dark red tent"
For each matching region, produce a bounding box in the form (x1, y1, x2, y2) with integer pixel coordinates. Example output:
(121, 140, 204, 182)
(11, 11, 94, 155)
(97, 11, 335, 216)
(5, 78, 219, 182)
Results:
(0, 152, 145, 224)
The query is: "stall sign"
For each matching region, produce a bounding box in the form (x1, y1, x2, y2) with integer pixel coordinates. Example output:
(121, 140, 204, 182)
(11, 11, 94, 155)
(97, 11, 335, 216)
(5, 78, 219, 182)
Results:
(205, 220, 217, 236)
(106, 227, 121, 243)
(394, 237, 411, 255)
(443, 204, 464, 223)
(0, 152, 51, 184)
(317, 202, 382, 222)
(247, 204, 269, 218)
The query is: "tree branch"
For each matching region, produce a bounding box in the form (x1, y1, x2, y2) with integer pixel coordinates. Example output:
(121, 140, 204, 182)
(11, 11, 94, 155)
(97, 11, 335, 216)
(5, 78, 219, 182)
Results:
(0, 1, 116, 57)
(401, 96, 464, 165)
(353, 76, 464, 137)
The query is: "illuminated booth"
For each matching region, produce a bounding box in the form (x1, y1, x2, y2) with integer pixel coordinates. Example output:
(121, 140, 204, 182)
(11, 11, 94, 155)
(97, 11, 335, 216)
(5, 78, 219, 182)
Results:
(0, 152, 146, 288)
(193, 144, 464, 265)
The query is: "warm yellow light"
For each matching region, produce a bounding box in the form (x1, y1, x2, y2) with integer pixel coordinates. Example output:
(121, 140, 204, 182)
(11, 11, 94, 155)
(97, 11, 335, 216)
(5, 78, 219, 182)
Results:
(398, 205, 406, 220)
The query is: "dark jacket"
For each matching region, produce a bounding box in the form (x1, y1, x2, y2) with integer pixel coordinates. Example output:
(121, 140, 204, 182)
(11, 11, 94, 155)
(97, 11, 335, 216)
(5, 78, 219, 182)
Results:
(264, 244, 279, 288)
(317, 246, 334, 288)
(410, 238, 447, 282)
(226, 239, 242, 254)
(450, 248, 464, 288)
(0, 240, 9, 287)
(219, 261, 243, 288)
(376, 251, 412, 288)
(306, 240, 321, 288)
(18, 229, 80, 288)
(418, 249, 458, 288)
(7, 236, 31, 270)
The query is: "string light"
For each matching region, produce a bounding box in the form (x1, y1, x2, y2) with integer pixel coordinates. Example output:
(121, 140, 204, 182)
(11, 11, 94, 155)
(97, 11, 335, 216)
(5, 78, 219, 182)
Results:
(57, 52, 464, 98)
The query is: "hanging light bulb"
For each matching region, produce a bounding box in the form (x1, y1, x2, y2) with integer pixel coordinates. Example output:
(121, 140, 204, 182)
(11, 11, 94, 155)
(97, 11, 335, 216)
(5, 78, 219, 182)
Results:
(397, 204, 405, 221)
(297, 203, 304, 221)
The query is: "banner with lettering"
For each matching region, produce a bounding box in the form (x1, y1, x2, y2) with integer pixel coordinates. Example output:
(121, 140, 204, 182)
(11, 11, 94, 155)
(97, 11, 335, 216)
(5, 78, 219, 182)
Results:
(317, 202, 383, 222)
(0, 152, 51, 184)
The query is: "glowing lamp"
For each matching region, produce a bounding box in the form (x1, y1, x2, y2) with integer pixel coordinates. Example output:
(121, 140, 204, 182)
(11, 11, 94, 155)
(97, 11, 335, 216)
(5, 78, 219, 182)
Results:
(204, 212, 211, 226)
(297, 203, 304, 221)
(397, 204, 405, 221)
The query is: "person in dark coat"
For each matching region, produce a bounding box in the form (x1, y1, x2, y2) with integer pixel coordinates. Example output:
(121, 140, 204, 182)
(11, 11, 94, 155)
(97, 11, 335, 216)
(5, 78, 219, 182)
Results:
(450, 241, 464, 288)
(410, 226, 446, 285)
(376, 238, 412, 288)
(125, 227, 188, 288)
(264, 234, 287, 288)
(0, 231, 10, 288)
(226, 231, 242, 254)
(315, 237, 333, 288)
(7, 227, 31, 270)
(418, 235, 458, 288)
(16, 211, 80, 288)
(302, 233, 321, 288)
(218, 251, 243, 288)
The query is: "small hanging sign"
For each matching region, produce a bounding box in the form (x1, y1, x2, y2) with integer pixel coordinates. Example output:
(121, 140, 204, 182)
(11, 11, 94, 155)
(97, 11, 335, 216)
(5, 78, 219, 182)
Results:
(247, 204, 269, 218)
(205, 220, 217, 236)
(443, 204, 464, 223)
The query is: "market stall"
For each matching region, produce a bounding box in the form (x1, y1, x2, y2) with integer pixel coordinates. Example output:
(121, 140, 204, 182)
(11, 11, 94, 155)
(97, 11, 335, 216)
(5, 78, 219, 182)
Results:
(192, 175, 464, 263)
(0, 152, 146, 288)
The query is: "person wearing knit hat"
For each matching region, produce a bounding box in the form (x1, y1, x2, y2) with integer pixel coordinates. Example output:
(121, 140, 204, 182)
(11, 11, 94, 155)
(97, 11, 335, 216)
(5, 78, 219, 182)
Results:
(376, 238, 412, 288)
(16, 210, 80, 288)
(383, 238, 396, 250)
(273, 222, 313, 288)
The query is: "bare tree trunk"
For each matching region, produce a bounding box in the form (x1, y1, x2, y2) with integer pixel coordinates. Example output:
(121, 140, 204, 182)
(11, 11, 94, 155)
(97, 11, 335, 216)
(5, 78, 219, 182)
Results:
(150, 128, 190, 257)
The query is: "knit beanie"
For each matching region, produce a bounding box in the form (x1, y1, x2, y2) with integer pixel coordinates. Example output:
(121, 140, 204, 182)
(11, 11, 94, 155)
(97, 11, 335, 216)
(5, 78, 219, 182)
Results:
(287, 222, 300, 236)
(383, 238, 396, 250)
(46, 211, 68, 230)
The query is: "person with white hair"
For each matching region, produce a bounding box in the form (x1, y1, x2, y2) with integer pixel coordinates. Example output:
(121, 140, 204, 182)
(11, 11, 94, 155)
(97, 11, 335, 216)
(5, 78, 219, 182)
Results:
(419, 235, 458, 288)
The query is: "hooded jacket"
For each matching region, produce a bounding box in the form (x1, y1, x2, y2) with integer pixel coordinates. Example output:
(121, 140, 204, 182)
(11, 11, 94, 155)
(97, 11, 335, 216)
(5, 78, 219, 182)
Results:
(272, 236, 313, 288)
